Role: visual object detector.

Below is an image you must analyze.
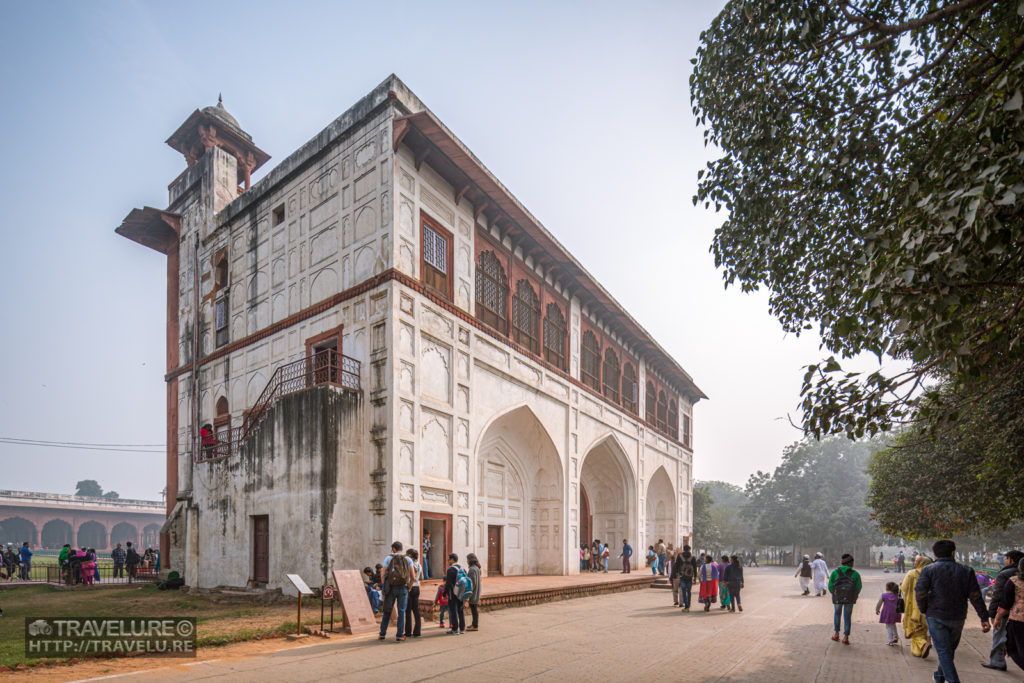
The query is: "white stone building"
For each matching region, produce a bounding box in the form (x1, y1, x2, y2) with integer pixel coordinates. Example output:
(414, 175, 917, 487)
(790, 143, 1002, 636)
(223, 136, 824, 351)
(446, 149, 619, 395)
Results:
(116, 75, 705, 594)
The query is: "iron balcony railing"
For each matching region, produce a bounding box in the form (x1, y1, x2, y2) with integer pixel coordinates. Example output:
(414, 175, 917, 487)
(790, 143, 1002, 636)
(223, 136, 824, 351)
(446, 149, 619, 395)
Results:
(197, 349, 360, 463)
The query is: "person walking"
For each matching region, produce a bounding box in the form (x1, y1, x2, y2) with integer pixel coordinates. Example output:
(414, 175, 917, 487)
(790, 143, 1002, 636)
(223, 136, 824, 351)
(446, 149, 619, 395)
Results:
(378, 541, 415, 642)
(125, 542, 140, 582)
(674, 545, 698, 611)
(592, 541, 601, 572)
(698, 555, 719, 612)
(876, 581, 901, 645)
(983, 549, 1023, 672)
(111, 543, 126, 579)
(444, 553, 467, 635)
(717, 555, 732, 610)
(466, 553, 482, 631)
(993, 557, 1024, 672)
(811, 552, 830, 597)
(580, 544, 588, 572)
(901, 554, 934, 658)
(828, 553, 862, 645)
(404, 548, 423, 638)
(897, 551, 906, 573)
(915, 539, 991, 683)
(724, 555, 744, 612)
(601, 542, 610, 572)
(796, 555, 813, 595)
(620, 539, 633, 573)
(656, 539, 667, 576)
(646, 546, 658, 575)
(18, 542, 32, 580)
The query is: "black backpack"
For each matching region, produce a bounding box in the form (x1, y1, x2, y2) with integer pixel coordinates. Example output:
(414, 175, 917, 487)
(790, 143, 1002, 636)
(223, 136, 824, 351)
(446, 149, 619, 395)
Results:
(832, 569, 859, 604)
(386, 553, 410, 586)
(680, 556, 696, 582)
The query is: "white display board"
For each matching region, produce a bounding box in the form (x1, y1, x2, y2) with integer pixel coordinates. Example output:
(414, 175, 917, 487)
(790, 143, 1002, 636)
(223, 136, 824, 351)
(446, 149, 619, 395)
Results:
(286, 573, 314, 595)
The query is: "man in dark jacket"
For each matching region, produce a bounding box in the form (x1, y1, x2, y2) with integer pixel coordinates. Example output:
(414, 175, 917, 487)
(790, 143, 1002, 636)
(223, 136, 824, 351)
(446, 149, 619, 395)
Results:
(443, 553, 466, 635)
(916, 539, 991, 683)
(983, 549, 1024, 671)
(672, 545, 699, 610)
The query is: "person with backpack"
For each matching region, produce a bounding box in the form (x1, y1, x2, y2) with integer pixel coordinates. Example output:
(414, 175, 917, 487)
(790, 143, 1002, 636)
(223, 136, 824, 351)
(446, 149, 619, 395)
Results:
(466, 553, 482, 631)
(378, 541, 415, 642)
(125, 542, 140, 583)
(829, 553, 863, 645)
(673, 545, 698, 611)
(444, 553, 470, 635)
(796, 555, 813, 595)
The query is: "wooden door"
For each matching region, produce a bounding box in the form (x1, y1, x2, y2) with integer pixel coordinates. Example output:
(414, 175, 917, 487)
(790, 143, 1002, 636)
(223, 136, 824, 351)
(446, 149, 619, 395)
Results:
(487, 525, 502, 575)
(253, 515, 269, 584)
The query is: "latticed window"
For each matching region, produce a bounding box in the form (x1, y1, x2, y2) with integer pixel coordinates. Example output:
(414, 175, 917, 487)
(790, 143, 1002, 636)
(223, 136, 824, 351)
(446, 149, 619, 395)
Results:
(668, 399, 679, 440)
(581, 331, 601, 391)
(656, 391, 668, 434)
(543, 303, 567, 371)
(215, 297, 229, 348)
(683, 413, 692, 448)
(422, 221, 449, 296)
(475, 250, 508, 334)
(621, 363, 638, 414)
(602, 348, 620, 402)
(645, 381, 656, 424)
(511, 279, 540, 355)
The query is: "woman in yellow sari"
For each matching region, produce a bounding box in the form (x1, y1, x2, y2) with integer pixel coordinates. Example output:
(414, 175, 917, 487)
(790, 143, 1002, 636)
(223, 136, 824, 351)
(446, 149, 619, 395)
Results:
(901, 555, 933, 657)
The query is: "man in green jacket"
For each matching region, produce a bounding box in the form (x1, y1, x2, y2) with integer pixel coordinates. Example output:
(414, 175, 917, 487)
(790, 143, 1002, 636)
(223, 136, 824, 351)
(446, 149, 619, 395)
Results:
(828, 553, 863, 644)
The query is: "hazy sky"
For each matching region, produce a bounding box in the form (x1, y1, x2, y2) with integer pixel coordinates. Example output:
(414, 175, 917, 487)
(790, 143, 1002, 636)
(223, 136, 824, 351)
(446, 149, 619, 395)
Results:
(0, 1, 890, 500)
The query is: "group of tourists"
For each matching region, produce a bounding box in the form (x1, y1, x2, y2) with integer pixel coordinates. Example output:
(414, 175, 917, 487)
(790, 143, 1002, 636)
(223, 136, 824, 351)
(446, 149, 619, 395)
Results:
(664, 545, 746, 614)
(800, 539, 1024, 683)
(645, 539, 670, 575)
(1, 542, 32, 580)
(370, 539, 483, 643)
(579, 539, 610, 572)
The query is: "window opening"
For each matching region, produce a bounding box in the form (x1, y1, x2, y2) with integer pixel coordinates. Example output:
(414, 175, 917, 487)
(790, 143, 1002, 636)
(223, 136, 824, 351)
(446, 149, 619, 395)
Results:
(581, 331, 601, 392)
(421, 219, 450, 297)
(543, 303, 567, 371)
(511, 279, 540, 354)
(602, 348, 620, 403)
(621, 363, 638, 414)
(474, 250, 508, 334)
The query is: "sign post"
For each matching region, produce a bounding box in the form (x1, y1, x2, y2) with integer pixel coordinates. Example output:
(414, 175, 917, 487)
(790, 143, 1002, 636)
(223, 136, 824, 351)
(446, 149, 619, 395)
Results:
(321, 584, 336, 633)
(286, 574, 314, 639)
(331, 569, 377, 635)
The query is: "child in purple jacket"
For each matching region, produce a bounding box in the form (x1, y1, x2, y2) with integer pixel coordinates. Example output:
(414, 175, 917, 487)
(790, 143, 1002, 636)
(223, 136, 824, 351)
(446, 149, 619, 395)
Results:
(876, 581, 901, 645)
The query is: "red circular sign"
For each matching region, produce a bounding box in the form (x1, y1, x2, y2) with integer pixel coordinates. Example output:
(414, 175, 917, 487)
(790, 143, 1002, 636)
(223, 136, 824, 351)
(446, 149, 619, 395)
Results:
(322, 585, 335, 599)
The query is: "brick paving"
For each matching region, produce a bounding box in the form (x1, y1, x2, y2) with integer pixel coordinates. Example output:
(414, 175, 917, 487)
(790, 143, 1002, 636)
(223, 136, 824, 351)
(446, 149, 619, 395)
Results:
(39, 566, 1023, 682)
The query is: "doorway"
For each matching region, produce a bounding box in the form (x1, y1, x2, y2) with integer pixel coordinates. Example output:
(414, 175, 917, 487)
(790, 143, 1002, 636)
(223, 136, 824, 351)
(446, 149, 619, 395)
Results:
(487, 525, 503, 575)
(252, 515, 269, 584)
(580, 485, 592, 550)
(420, 512, 451, 580)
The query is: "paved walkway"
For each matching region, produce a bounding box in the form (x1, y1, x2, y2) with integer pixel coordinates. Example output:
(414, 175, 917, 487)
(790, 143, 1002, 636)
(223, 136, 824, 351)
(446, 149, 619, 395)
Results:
(32, 566, 1023, 682)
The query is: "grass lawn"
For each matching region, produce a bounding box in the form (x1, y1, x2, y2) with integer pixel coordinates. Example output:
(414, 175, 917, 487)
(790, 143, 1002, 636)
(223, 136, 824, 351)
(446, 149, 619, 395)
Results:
(0, 584, 328, 668)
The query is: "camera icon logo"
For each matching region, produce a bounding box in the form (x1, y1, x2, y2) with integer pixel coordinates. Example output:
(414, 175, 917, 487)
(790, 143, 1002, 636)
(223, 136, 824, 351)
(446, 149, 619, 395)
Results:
(28, 619, 52, 636)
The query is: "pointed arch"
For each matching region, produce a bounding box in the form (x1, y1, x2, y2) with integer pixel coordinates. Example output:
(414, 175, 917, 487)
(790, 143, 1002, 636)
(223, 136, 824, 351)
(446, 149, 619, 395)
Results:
(646, 466, 676, 548)
(476, 404, 564, 575)
(579, 432, 637, 571)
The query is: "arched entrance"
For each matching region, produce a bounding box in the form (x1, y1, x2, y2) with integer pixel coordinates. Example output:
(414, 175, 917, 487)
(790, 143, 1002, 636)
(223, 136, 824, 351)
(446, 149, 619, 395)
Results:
(77, 521, 106, 550)
(580, 435, 636, 571)
(111, 522, 138, 548)
(646, 466, 676, 548)
(0, 517, 37, 546)
(41, 519, 73, 548)
(476, 406, 564, 575)
(142, 524, 160, 548)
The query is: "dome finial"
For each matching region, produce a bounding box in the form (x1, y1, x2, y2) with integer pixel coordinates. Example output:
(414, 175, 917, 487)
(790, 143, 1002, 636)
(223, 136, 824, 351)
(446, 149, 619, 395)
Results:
(218, 92, 223, 107)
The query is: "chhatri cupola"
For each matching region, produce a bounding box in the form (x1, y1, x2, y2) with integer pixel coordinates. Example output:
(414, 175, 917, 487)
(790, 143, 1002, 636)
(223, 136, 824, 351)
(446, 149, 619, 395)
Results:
(166, 95, 270, 190)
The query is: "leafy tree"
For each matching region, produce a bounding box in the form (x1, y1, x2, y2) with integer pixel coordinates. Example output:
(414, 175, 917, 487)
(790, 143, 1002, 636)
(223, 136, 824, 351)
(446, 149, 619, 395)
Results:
(691, 1, 1024, 440)
(75, 480, 103, 497)
(102, 491, 120, 499)
(745, 436, 883, 558)
(692, 483, 719, 550)
(700, 481, 756, 550)
(868, 367, 1024, 537)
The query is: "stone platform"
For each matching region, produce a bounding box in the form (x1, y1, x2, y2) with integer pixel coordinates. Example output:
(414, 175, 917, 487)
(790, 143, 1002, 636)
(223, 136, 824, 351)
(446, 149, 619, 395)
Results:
(417, 571, 655, 616)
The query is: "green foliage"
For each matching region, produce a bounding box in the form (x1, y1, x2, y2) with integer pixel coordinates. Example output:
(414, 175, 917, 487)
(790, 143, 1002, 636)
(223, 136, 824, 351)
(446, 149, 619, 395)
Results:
(102, 491, 120, 499)
(698, 480, 756, 550)
(691, 0, 1024, 440)
(868, 366, 1024, 537)
(745, 436, 883, 552)
(74, 480, 103, 497)
(692, 483, 717, 549)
